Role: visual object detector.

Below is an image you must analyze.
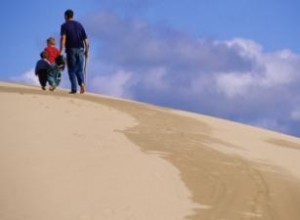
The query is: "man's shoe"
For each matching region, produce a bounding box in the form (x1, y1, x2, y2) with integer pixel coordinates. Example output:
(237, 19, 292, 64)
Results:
(69, 90, 77, 94)
(80, 84, 86, 94)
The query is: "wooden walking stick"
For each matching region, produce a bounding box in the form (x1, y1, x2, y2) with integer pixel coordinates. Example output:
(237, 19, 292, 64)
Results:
(84, 54, 88, 89)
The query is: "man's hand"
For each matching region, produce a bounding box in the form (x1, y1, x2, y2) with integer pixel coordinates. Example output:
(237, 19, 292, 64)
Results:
(84, 50, 89, 58)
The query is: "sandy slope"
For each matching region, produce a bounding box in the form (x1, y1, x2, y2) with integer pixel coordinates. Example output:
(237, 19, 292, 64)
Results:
(0, 82, 300, 220)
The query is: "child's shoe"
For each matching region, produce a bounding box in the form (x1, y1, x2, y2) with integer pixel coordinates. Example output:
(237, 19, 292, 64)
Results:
(49, 86, 56, 91)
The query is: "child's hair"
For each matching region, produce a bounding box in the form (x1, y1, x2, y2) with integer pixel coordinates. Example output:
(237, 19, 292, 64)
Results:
(40, 51, 48, 59)
(47, 37, 56, 45)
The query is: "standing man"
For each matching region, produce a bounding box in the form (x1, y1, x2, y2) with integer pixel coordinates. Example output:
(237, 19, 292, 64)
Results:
(60, 9, 89, 94)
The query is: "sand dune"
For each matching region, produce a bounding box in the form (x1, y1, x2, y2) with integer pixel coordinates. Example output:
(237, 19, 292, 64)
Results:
(0, 82, 300, 220)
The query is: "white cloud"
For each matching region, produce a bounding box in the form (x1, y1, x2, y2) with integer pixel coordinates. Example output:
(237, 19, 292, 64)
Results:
(10, 69, 39, 85)
(215, 72, 255, 98)
(142, 67, 169, 91)
(89, 69, 134, 98)
(291, 108, 300, 121)
(224, 38, 262, 59)
(214, 39, 300, 99)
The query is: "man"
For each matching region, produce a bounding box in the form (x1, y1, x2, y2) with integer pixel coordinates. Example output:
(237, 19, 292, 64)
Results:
(60, 9, 90, 94)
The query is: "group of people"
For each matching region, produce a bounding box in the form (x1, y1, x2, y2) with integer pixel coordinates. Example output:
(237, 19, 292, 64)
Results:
(35, 9, 90, 94)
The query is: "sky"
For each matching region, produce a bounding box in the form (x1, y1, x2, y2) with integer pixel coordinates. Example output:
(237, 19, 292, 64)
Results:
(1, 0, 300, 137)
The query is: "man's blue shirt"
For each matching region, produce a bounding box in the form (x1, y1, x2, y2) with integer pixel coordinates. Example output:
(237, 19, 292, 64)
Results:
(61, 20, 87, 49)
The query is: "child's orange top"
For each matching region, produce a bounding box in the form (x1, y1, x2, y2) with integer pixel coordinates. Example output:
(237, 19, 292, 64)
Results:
(44, 37, 60, 64)
(44, 46, 60, 64)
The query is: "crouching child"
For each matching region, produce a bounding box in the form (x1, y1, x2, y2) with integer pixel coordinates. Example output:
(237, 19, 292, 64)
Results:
(48, 55, 66, 91)
(35, 51, 50, 90)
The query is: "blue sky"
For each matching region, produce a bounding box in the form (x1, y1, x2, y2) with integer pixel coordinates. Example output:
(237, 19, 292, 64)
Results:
(1, 0, 300, 137)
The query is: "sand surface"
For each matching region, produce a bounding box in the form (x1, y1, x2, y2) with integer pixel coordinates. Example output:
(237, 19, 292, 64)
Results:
(0, 82, 300, 220)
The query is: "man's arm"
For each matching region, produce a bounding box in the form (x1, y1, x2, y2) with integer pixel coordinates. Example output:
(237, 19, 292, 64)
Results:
(84, 38, 90, 58)
(60, 35, 66, 54)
